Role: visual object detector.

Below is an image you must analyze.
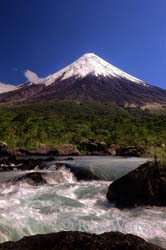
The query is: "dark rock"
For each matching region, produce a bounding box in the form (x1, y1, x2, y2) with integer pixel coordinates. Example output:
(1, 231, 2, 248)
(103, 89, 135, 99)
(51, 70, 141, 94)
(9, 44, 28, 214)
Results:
(44, 157, 55, 162)
(79, 139, 110, 155)
(12, 172, 47, 186)
(116, 146, 145, 157)
(16, 159, 45, 170)
(107, 161, 166, 207)
(18, 148, 59, 156)
(64, 157, 74, 161)
(0, 164, 13, 172)
(18, 149, 35, 155)
(47, 150, 59, 156)
(66, 165, 100, 181)
(53, 163, 99, 181)
(0, 157, 55, 172)
(0, 141, 10, 156)
(0, 231, 164, 250)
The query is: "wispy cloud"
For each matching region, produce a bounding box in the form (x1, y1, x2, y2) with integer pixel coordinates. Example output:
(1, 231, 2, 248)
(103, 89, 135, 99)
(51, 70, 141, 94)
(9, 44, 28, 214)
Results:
(24, 70, 43, 84)
(0, 82, 17, 93)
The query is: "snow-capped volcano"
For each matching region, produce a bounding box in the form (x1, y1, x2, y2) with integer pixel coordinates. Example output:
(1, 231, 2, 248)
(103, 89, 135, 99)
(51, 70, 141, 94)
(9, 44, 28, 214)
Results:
(43, 53, 146, 86)
(0, 53, 165, 106)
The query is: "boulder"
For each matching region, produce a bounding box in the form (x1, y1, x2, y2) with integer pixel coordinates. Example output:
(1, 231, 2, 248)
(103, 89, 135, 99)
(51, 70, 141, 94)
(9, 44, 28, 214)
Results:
(12, 172, 47, 186)
(0, 231, 164, 250)
(107, 161, 166, 207)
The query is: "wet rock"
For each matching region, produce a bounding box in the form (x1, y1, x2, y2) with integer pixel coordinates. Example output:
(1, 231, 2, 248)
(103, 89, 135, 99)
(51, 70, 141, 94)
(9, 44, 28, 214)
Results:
(107, 161, 166, 207)
(0, 157, 55, 172)
(0, 231, 164, 250)
(65, 165, 100, 181)
(51, 163, 99, 181)
(12, 172, 47, 186)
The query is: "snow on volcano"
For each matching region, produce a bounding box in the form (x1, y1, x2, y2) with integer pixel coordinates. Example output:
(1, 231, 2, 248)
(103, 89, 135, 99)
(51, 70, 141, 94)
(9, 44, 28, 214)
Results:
(43, 53, 147, 86)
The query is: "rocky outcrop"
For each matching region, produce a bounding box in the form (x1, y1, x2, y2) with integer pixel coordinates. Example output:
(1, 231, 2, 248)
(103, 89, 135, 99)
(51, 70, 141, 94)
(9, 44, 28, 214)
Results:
(0, 231, 164, 250)
(107, 161, 166, 207)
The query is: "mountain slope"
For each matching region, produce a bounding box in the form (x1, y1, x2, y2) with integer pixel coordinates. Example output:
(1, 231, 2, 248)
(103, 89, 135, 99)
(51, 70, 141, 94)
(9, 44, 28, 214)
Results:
(0, 53, 165, 106)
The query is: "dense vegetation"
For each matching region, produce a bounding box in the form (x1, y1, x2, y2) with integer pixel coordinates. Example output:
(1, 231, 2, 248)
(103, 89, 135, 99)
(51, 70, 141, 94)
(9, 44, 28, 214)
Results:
(0, 101, 165, 155)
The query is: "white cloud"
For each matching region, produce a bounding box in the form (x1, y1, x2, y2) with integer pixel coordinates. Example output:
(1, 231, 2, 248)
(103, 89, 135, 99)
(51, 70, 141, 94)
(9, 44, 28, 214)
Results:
(0, 82, 17, 93)
(24, 70, 43, 84)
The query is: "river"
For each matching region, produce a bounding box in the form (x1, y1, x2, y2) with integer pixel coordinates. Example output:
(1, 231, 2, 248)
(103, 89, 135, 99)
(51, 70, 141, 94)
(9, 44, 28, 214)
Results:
(0, 156, 165, 248)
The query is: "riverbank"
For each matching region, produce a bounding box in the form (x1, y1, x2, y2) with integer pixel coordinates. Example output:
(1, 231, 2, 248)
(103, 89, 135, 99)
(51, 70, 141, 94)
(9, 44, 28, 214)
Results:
(0, 140, 158, 158)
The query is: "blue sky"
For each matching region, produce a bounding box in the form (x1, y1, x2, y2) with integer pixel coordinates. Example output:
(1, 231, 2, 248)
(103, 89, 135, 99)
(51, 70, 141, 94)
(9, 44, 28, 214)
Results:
(0, 0, 165, 88)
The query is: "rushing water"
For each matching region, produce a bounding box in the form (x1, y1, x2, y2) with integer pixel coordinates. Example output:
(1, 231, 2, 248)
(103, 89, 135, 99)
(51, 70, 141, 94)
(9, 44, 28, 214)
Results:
(0, 156, 165, 248)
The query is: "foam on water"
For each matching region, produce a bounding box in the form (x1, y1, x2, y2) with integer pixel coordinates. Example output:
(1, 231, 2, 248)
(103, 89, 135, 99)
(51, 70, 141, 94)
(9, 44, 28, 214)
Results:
(43, 167, 76, 184)
(0, 173, 165, 248)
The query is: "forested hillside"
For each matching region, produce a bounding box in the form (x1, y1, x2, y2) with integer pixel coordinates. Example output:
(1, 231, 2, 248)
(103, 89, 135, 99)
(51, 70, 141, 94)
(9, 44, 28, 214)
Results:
(0, 101, 165, 153)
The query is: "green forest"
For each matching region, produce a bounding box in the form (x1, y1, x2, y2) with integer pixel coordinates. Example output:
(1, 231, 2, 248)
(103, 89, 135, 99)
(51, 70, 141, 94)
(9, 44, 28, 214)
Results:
(0, 101, 165, 155)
